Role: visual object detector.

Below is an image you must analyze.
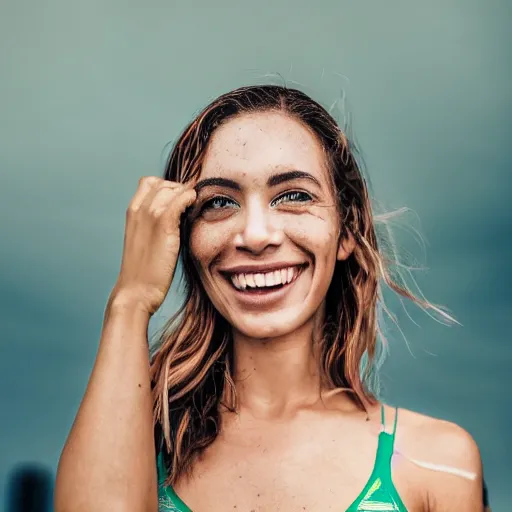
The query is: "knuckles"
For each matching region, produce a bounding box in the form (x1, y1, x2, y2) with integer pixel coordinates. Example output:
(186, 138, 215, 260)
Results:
(127, 178, 190, 221)
(139, 175, 161, 187)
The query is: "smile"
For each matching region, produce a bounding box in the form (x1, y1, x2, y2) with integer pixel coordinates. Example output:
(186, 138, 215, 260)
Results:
(229, 264, 303, 291)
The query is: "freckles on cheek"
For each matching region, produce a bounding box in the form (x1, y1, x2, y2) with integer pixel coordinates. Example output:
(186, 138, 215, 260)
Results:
(312, 206, 342, 242)
(292, 210, 337, 243)
(189, 225, 225, 264)
(287, 217, 312, 244)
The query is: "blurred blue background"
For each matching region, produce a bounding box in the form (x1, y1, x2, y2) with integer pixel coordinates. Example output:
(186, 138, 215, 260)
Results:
(1, 1, 510, 510)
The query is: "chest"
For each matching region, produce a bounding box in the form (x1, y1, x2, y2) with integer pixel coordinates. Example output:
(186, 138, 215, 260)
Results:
(171, 424, 424, 511)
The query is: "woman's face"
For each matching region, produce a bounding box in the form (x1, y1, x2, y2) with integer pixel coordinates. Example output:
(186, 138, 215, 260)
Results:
(188, 111, 351, 339)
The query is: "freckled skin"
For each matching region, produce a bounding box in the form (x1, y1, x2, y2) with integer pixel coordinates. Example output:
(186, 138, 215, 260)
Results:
(189, 111, 349, 341)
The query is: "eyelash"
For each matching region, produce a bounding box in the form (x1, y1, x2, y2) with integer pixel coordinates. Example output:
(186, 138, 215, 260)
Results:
(200, 191, 313, 212)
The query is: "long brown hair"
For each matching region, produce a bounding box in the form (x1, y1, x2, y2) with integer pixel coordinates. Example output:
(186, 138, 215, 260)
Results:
(150, 84, 453, 486)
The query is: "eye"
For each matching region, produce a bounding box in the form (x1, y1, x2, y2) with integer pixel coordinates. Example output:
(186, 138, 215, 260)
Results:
(271, 191, 313, 207)
(200, 195, 239, 212)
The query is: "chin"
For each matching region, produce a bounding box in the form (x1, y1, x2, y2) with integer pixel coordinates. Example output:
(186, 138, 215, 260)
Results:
(226, 308, 312, 341)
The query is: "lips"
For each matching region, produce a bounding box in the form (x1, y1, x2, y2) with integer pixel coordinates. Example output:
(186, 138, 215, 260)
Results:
(218, 263, 308, 307)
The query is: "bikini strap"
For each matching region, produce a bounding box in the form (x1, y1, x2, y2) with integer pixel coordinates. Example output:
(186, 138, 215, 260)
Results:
(392, 407, 399, 439)
(375, 405, 396, 479)
(380, 404, 399, 438)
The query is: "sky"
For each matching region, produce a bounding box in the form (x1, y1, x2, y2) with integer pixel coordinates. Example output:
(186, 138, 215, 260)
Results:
(1, 1, 511, 510)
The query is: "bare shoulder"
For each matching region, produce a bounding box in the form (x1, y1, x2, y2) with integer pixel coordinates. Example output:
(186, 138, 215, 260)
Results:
(392, 406, 484, 511)
(396, 407, 481, 469)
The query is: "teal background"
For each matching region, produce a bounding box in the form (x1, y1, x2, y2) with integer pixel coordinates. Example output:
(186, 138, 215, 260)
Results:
(1, 1, 510, 510)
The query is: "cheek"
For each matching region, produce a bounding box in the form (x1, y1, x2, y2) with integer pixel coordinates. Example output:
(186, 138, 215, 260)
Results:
(288, 210, 340, 258)
(189, 222, 227, 271)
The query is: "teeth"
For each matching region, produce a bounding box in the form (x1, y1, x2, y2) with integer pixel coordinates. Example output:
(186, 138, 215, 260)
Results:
(254, 273, 265, 287)
(229, 265, 302, 291)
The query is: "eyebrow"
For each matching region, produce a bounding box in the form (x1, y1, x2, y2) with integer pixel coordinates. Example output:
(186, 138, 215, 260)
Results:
(195, 170, 322, 193)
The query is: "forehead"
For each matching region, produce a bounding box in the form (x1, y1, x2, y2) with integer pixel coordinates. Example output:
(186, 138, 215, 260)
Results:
(200, 111, 328, 183)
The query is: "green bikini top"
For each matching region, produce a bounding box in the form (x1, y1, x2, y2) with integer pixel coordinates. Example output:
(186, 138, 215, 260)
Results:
(157, 404, 408, 511)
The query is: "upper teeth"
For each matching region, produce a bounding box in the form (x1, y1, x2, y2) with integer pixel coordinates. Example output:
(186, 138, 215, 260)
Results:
(230, 266, 301, 290)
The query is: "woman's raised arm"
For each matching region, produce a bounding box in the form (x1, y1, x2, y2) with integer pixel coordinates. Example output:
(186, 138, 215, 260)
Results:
(54, 176, 197, 511)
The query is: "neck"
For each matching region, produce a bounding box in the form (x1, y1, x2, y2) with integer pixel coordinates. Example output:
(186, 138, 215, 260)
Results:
(230, 315, 330, 420)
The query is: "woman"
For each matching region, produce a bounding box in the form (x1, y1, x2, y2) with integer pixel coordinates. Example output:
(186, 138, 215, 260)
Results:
(55, 85, 484, 511)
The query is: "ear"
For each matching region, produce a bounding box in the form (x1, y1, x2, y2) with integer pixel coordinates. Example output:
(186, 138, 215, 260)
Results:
(337, 229, 356, 261)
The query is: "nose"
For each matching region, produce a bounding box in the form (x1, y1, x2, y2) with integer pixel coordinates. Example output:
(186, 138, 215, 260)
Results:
(234, 197, 283, 254)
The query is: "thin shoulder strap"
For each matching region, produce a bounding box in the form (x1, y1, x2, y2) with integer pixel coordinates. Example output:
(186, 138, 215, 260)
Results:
(392, 407, 399, 439)
(376, 404, 399, 481)
(380, 404, 399, 437)
(376, 405, 396, 476)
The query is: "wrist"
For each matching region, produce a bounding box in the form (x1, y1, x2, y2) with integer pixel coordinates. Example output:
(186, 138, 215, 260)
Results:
(106, 288, 153, 320)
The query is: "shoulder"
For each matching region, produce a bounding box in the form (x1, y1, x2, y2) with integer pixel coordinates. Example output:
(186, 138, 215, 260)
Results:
(391, 406, 484, 511)
(396, 407, 481, 471)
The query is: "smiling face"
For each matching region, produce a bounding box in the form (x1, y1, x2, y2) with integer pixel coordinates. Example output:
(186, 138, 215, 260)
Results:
(188, 111, 352, 340)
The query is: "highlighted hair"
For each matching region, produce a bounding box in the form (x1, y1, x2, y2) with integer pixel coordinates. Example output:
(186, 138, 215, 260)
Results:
(149, 85, 455, 486)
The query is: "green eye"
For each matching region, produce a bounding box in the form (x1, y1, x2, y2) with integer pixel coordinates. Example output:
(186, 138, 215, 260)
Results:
(271, 191, 313, 207)
(201, 196, 239, 212)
